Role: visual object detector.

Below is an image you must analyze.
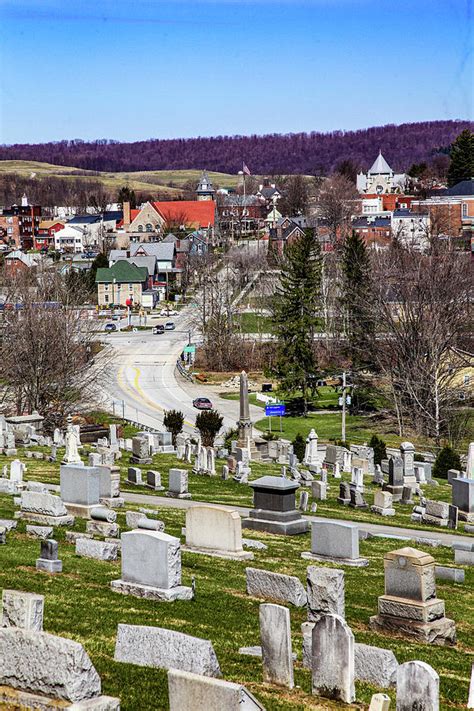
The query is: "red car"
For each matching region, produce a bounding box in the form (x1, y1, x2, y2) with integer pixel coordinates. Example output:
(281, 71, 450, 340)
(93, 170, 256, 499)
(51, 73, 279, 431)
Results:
(193, 397, 213, 410)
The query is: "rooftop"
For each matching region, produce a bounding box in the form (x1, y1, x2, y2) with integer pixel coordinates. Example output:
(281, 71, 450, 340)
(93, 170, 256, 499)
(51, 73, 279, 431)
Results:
(95, 260, 148, 284)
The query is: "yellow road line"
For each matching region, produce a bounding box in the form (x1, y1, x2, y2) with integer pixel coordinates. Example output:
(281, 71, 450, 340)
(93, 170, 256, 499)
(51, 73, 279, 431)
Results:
(117, 361, 194, 427)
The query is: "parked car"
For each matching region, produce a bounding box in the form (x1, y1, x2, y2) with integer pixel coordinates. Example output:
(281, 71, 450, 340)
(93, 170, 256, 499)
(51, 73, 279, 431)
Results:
(165, 321, 175, 330)
(153, 325, 165, 335)
(104, 323, 117, 332)
(193, 397, 213, 410)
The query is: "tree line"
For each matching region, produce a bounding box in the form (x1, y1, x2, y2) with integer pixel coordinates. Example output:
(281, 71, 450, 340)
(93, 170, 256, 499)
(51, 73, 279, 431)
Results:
(1, 120, 470, 175)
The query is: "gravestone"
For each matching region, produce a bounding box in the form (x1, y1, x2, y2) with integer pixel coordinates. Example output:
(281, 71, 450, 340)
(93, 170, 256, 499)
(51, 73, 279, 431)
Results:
(299, 490, 309, 511)
(246, 568, 307, 607)
(167, 468, 191, 499)
(302, 520, 368, 567)
(468, 662, 474, 709)
(168, 669, 265, 711)
(221, 464, 229, 480)
(76, 537, 119, 561)
(337, 481, 351, 505)
(371, 490, 396, 516)
(111, 529, 192, 601)
(184, 505, 252, 560)
(146, 470, 164, 491)
(127, 467, 143, 486)
(351, 444, 375, 474)
(349, 486, 368, 509)
(400, 441, 416, 486)
(130, 435, 152, 465)
(36, 539, 62, 573)
(0, 627, 119, 707)
(370, 547, 456, 645)
(304, 429, 319, 466)
(452, 478, 474, 522)
(242, 476, 309, 535)
(2, 590, 44, 631)
(19, 491, 74, 526)
(9, 459, 25, 484)
(396, 660, 439, 711)
(369, 694, 391, 711)
(260, 604, 294, 688)
(354, 643, 398, 688)
(60, 465, 101, 517)
(114, 624, 220, 677)
(373, 464, 384, 485)
(311, 614, 355, 703)
(311, 480, 327, 501)
(383, 456, 404, 501)
(306, 566, 345, 622)
(26, 525, 53, 539)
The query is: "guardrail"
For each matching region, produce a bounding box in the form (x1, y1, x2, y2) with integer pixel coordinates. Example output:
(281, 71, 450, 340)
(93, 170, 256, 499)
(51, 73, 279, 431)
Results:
(175, 359, 194, 383)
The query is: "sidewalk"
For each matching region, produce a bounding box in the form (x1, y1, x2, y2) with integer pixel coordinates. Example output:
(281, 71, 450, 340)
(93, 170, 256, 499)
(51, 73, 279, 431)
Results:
(122, 491, 472, 548)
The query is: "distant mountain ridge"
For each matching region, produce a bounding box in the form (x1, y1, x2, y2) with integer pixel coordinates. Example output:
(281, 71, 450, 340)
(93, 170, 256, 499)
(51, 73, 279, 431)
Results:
(1, 120, 472, 176)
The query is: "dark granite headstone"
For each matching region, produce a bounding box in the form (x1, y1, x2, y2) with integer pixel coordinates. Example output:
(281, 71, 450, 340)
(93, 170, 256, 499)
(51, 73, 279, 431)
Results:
(337, 482, 350, 505)
(242, 476, 309, 535)
(40, 539, 58, 561)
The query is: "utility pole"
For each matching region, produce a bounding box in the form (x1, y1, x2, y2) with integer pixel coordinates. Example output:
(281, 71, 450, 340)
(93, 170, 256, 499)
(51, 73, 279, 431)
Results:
(341, 371, 347, 443)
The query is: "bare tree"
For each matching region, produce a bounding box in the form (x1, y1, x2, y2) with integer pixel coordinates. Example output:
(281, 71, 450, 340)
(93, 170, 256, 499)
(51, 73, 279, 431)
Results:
(0, 268, 112, 430)
(313, 174, 360, 245)
(368, 242, 472, 442)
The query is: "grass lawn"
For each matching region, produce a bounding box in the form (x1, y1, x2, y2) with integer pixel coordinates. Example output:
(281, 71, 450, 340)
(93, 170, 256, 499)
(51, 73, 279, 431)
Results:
(237, 312, 275, 334)
(1, 447, 473, 711)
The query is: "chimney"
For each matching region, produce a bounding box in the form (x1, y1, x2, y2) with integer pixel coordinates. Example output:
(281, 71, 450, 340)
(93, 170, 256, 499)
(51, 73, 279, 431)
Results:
(123, 201, 131, 227)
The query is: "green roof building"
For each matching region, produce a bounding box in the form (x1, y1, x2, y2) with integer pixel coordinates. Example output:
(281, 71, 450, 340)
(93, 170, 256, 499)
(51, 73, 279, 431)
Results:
(96, 260, 148, 307)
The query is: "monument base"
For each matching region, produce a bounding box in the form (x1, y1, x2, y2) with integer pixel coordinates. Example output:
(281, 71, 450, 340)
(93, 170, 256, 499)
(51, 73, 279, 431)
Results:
(0, 686, 120, 710)
(110, 579, 193, 601)
(166, 492, 192, 499)
(15, 512, 75, 527)
(36, 558, 62, 573)
(370, 505, 396, 516)
(369, 613, 456, 646)
(301, 551, 369, 567)
(458, 511, 474, 523)
(130, 457, 152, 465)
(242, 516, 309, 536)
(382, 484, 403, 502)
(63, 503, 97, 519)
(100, 496, 125, 508)
(146, 485, 165, 491)
(182, 545, 254, 561)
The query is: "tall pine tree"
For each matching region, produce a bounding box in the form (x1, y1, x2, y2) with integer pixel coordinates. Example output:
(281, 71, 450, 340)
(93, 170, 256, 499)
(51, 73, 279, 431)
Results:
(447, 129, 474, 187)
(272, 231, 322, 415)
(341, 230, 374, 369)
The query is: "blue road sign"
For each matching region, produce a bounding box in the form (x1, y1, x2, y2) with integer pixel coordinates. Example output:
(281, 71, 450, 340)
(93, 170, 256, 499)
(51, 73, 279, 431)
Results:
(265, 404, 286, 417)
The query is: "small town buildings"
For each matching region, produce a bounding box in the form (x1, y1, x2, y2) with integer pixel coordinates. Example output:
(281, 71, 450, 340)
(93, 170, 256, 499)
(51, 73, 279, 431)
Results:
(0, 214, 21, 249)
(412, 178, 474, 250)
(35, 220, 65, 250)
(53, 225, 86, 254)
(391, 209, 430, 251)
(0, 194, 42, 250)
(95, 260, 148, 307)
(269, 217, 306, 254)
(357, 151, 408, 194)
(351, 216, 392, 248)
(218, 195, 265, 235)
(121, 200, 216, 242)
(4, 250, 39, 277)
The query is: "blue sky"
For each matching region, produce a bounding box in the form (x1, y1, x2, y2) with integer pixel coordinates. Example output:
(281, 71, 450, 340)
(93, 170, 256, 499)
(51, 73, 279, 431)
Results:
(0, 0, 472, 144)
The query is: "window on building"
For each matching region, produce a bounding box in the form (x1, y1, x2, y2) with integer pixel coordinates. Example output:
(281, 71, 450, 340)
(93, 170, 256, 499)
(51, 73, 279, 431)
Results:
(104, 295, 109, 303)
(129, 285, 133, 291)
(104, 284, 109, 291)
(138, 225, 143, 232)
(464, 374, 470, 385)
(145, 223, 153, 232)
(462, 203, 468, 217)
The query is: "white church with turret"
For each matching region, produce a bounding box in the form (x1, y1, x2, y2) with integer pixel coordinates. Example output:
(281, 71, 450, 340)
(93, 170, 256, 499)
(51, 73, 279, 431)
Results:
(357, 151, 407, 194)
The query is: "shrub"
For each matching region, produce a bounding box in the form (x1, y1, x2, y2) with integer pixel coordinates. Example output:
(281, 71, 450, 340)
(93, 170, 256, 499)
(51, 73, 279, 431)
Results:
(369, 434, 387, 466)
(195, 409, 224, 447)
(433, 446, 461, 479)
(224, 427, 239, 451)
(292, 433, 306, 462)
(163, 409, 184, 446)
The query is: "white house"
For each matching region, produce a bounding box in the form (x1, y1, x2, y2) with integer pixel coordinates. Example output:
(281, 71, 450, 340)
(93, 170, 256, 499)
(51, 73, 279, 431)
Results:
(391, 209, 430, 251)
(54, 225, 86, 253)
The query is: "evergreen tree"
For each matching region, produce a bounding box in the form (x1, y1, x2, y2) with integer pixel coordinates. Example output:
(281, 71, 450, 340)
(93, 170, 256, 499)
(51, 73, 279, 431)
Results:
(433, 446, 461, 479)
(292, 433, 306, 462)
(117, 186, 137, 209)
(368, 434, 387, 466)
(447, 129, 474, 187)
(163, 409, 184, 446)
(341, 230, 374, 369)
(272, 231, 322, 415)
(195, 409, 223, 446)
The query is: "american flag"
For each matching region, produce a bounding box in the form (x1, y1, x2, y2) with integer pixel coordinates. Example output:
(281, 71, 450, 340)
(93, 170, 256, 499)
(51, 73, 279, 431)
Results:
(242, 162, 251, 176)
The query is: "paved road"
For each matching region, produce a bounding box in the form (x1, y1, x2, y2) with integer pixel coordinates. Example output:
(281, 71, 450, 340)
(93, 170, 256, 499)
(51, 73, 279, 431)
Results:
(123, 491, 472, 547)
(100, 309, 262, 434)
